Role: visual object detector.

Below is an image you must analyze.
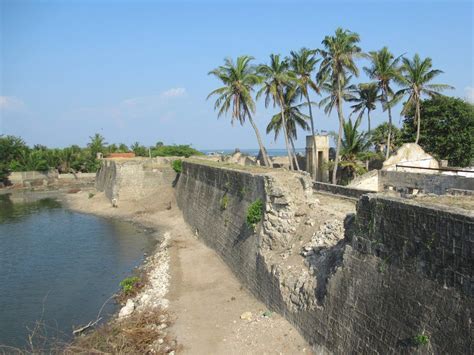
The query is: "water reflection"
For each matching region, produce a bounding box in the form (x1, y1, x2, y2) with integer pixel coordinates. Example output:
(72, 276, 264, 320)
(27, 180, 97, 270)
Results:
(0, 194, 61, 224)
(0, 194, 156, 348)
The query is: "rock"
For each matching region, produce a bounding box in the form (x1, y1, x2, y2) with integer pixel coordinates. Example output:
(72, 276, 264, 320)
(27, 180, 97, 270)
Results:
(118, 299, 135, 318)
(240, 311, 252, 321)
(273, 196, 290, 205)
(268, 186, 284, 197)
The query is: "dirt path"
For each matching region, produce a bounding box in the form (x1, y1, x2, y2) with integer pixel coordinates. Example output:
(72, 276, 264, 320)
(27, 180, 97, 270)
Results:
(168, 226, 308, 355)
(64, 189, 310, 354)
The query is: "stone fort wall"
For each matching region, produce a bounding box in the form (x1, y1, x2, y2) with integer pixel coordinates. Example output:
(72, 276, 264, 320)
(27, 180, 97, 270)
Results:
(95, 158, 177, 202)
(176, 161, 473, 354)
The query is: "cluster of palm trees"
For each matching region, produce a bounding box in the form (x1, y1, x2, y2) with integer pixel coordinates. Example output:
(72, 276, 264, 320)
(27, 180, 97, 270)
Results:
(207, 27, 452, 184)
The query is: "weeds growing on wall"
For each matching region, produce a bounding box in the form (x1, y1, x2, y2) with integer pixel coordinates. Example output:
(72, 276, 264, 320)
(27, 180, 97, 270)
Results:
(220, 194, 229, 210)
(412, 334, 429, 346)
(172, 159, 183, 174)
(246, 199, 263, 228)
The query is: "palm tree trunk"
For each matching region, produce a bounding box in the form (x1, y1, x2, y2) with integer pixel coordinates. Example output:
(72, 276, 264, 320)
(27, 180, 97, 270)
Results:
(385, 89, 393, 159)
(278, 93, 295, 170)
(415, 99, 421, 144)
(306, 92, 318, 179)
(290, 138, 301, 171)
(366, 109, 371, 171)
(245, 108, 271, 167)
(367, 109, 371, 133)
(333, 91, 344, 185)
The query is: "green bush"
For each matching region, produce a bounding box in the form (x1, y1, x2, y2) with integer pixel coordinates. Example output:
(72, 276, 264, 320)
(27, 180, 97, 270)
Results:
(172, 159, 183, 173)
(246, 199, 263, 228)
(152, 144, 203, 158)
(119, 276, 140, 294)
(413, 334, 429, 346)
(0, 163, 9, 184)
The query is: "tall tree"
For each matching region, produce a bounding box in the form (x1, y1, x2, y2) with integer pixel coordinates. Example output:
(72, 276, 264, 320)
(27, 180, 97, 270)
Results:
(266, 86, 311, 170)
(396, 54, 453, 144)
(289, 48, 320, 176)
(257, 54, 297, 169)
(370, 122, 402, 153)
(88, 133, 107, 157)
(401, 96, 473, 167)
(207, 56, 271, 166)
(364, 47, 401, 158)
(317, 28, 363, 184)
(349, 82, 379, 133)
(340, 116, 370, 179)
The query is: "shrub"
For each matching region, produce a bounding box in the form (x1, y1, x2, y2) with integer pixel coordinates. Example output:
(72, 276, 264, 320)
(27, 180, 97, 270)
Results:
(172, 159, 183, 173)
(0, 163, 9, 184)
(413, 334, 429, 346)
(152, 144, 203, 158)
(120, 276, 140, 294)
(246, 199, 263, 228)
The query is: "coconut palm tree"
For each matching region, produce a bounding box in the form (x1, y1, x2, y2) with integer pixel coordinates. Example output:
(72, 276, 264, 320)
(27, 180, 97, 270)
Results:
(266, 86, 311, 170)
(340, 116, 370, 179)
(396, 54, 453, 144)
(88, 133, 107, 157)
(288, 48, 320, 175)
(320, 74, 356, 114)
(349, 82, 379, 133)
(257, 54, 296, 169)
(317, 28, 363, 184)
(364, 47, 402, 158)
(207, 56, 271, 167)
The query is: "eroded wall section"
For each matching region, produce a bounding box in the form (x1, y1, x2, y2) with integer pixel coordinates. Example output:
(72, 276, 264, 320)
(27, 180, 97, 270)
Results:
(176, 161, 473, 354)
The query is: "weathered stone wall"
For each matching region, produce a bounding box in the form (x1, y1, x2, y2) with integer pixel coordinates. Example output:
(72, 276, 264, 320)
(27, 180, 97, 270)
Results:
(313, 181, 374, 199)
(379, 170, 474, 195)
(7, 170, 95, 188)
(176, 161, 266, 289)
(95, 158, 177, 202)
(176, 161, 473, 354)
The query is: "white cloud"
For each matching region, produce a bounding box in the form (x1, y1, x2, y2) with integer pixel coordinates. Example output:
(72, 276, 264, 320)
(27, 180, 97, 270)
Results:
(160, 87, 186, 99)
(465, 86, 474, 103)
(0, 96, 25, 111)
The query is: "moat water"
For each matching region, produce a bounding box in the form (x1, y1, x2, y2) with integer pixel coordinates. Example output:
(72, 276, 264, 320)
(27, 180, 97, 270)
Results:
(0, 194, 156, 349)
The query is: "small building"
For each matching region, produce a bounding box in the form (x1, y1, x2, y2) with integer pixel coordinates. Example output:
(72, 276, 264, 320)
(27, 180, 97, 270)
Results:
(306, 135, 329, 182)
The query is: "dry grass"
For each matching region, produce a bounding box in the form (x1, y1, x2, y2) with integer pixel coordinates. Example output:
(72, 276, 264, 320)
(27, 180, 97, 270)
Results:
(66, 310, 177, 354)
(0, 307, 177, 355)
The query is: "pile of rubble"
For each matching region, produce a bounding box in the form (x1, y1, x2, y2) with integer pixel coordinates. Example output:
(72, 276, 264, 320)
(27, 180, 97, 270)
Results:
(301, 220, 344, 257)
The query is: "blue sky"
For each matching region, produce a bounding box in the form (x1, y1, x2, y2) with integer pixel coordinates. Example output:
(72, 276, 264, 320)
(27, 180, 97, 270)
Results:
(1, 0, 473, 149)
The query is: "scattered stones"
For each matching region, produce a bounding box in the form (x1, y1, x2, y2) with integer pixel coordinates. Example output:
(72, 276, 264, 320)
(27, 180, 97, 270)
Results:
(240, 311, 253, 321)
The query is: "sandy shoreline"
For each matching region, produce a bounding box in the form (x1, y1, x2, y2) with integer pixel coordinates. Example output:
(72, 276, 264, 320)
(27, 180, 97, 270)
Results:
(46, 186, 310, 354)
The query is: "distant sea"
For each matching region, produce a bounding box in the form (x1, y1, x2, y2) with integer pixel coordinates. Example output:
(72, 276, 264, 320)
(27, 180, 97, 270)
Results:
(200, 148, 306, 157)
